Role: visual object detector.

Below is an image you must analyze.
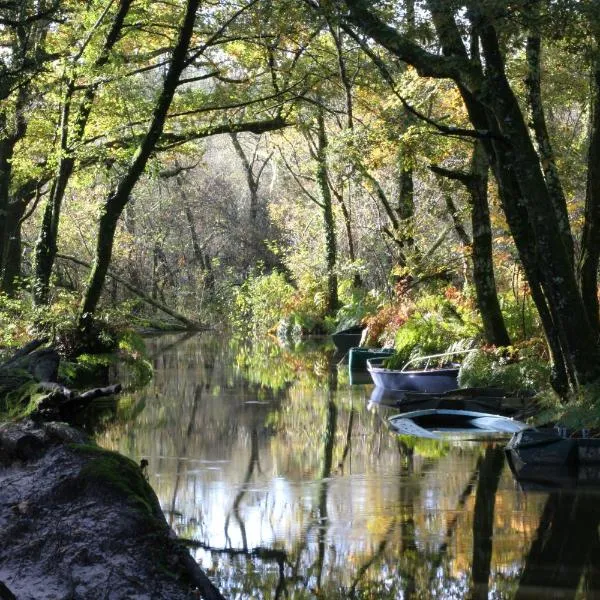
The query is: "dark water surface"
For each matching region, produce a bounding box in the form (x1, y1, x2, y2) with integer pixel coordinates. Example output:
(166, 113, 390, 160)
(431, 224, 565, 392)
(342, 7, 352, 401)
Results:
(99, 333, 600, 599)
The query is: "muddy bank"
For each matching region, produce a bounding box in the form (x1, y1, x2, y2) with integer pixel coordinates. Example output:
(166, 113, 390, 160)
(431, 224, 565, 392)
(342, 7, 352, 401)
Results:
(0, 420, 223, 600)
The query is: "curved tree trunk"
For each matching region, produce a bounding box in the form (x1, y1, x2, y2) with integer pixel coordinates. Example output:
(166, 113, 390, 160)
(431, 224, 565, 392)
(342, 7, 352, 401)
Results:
(79, 0, 201, 324)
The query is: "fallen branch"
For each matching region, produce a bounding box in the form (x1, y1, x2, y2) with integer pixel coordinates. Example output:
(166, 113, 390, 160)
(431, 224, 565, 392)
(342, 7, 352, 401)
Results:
(38, 384, 123, 418)
(54, 252, 205, 330)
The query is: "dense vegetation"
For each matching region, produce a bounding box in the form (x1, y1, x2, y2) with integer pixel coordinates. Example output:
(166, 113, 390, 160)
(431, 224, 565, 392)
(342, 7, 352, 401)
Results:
(1, 1, 599, 411)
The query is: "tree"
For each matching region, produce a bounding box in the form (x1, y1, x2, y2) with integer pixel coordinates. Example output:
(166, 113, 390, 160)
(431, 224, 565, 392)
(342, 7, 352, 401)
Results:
(33, 0, 134, 306)
(322, 0, 600, 390)
(0, 0, 60, 295)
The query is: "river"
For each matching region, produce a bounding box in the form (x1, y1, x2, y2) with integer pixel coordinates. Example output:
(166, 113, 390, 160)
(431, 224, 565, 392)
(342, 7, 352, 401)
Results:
(97, 333, 600, 599)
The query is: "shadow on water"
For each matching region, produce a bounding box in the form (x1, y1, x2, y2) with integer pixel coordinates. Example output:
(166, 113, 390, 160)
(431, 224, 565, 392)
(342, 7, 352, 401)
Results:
(96, 333, 600, 599)
(514, 489, 600, 599)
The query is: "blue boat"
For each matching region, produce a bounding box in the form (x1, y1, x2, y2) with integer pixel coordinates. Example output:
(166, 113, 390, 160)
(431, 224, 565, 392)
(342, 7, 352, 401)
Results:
(366, 349, 474, 393)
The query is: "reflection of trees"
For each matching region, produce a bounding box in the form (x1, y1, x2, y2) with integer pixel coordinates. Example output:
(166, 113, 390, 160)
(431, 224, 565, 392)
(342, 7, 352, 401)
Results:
(428, 466, 480, 583)
(336, 407, 354, 474)
(224, 428, 260, 550)
(515, 491, 600, 599)
(103, 334, 552, 598)
(349, 521, 396, 598)
(315, 393, 337, 590)
(168, 383, 208, 528)
(469, 446, 505, 600)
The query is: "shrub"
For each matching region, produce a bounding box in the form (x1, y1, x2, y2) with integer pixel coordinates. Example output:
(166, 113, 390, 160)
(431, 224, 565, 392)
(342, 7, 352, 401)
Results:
(333, 286, 382, 334)
(234, 270, 296, 334)
(498, 291, 542, 343)
(384, 293, 480, 369)
(457, 347, 550, 395)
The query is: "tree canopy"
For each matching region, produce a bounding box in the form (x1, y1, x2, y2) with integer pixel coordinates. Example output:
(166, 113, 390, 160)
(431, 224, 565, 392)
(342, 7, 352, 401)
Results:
(1, 0, 599, 396)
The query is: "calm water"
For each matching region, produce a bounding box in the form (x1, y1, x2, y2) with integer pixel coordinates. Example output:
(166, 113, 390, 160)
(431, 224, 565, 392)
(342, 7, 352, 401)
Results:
(98, 333, 600, 599)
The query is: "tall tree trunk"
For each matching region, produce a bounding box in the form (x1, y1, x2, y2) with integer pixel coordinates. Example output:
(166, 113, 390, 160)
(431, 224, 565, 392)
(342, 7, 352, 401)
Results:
(579, 44, 600, 341)
(476, 13, 598, 382)
(79, 0, 201, 324)
(327, 24, 361, 287)
(397, 150, 415, 248)
(431, 141, 511, 347)
(469, 142, 511, 346)
(33, 89, 73, 305)
(525, 8, 573, 266)
(0, 86, 28, 290)
(465, 95, 573, 392)
(33, 0, 134, 305)
(315, 108, 339, 315)
(1, 194, 29, 296)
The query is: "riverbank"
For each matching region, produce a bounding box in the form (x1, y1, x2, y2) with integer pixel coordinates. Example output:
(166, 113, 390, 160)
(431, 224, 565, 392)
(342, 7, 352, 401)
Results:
(0, 420, 224, 600)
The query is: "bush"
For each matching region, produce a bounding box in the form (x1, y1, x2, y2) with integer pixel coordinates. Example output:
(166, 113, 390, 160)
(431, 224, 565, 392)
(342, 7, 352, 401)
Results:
(384, 293, 480, 369)
(234, 270, 296, 334)
(457, 347, 550, 395)
(333, 286, 382, 334)
(498, 291, 542, 343)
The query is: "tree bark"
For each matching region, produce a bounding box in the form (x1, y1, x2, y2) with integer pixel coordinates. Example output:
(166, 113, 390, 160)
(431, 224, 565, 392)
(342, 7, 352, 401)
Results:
(468, 142, 511, 346)
(79, 0, 201, 325)
(525, 9, 573, 265)
(0, 86, 28, 291)
(431, 142, 511, 347)
(327, 23, 361, 287)
(579, 43, 600, 340)
(315, 107, 339, 315)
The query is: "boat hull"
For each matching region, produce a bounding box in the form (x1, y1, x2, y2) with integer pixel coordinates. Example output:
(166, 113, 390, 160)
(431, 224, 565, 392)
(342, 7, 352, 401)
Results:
(348, 347, 394, 372)
(505, 429, 600, 471)
(367, 361, 459, 393)
(388, 408, 526, 439)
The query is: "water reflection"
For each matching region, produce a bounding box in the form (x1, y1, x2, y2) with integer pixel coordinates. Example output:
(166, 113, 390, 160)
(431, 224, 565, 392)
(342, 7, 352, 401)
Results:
(97, 334, 600, 599)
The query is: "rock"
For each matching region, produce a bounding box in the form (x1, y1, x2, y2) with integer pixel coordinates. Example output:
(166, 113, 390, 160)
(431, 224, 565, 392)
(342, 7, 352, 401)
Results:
(0, 421, 224, 600)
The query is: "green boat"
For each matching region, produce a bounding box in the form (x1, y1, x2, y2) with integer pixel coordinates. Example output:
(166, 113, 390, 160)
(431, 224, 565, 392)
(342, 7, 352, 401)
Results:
(348, 347, 395, 372)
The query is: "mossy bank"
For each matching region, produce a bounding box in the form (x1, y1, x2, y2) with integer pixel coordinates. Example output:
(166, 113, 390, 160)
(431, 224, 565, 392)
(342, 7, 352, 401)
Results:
(0, 420, 223, 600)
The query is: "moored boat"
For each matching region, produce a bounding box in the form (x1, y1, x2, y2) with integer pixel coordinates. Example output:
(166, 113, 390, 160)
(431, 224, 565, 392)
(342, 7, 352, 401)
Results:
(367, 349, 478, 393)
(331, 325, 365, 355)
(505, 428, 600, 471)
(348, 347, 394, 372)
(388, 408, 527, 439)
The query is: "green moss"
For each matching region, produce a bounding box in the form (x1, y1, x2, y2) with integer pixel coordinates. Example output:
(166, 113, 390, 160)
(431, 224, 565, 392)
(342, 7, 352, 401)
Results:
(0, 380, 46, 420)
(71, 444, 159, 520)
